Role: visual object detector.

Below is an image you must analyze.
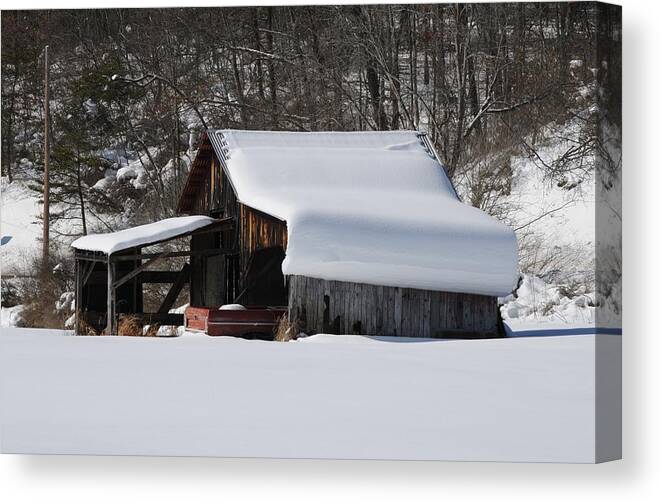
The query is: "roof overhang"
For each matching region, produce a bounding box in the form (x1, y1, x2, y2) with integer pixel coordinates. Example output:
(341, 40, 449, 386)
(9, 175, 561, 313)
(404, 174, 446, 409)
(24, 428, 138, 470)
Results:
(71, 216, 234, 257)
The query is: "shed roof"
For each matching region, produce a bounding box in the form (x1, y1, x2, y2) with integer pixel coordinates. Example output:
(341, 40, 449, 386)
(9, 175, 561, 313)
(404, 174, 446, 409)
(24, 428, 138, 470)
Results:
(185, 130, 518, 296)
(71, 216, 219, 255)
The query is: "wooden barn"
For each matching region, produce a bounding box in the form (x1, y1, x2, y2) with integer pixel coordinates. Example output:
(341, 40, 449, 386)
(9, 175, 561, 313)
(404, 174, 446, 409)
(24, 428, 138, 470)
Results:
(72, 130, 517, 338)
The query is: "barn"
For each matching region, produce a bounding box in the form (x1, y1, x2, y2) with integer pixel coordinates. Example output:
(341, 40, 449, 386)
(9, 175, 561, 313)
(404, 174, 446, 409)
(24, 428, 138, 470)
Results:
(72, 130, 517, 338)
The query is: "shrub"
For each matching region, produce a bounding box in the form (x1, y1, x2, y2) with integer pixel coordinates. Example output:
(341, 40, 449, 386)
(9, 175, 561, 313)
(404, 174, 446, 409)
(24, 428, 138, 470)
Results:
(76, 312, 99, 335)
(1, 278, 20, 307)
(557, 278, 589, 299)
(274, 315, 300, 342)
(18, 253, 74, 329)
(144, 324, 161, 337)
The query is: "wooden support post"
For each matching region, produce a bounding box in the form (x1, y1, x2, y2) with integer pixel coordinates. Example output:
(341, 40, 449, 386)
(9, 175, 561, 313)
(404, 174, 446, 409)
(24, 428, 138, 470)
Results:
(75, 259, 97, 335)
(111, 262, 117, 334)
(106, 260, 111, 334)
(74, 259, 80, 335)
(106, 259, 116, 334)
(131, 247, 139, 313)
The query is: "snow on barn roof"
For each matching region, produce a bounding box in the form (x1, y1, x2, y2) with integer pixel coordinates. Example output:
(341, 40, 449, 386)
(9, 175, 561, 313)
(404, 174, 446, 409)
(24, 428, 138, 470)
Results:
(207, 130, 518, 297)
(71, 216, 217, 255)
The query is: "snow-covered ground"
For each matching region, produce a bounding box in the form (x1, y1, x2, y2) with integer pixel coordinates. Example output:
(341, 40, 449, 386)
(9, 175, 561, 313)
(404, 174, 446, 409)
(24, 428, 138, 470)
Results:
(507, 117, 596, 258)
(0, 327, 619, 462)
(0, 176, 42, 274)
(500, 274, 597, 328)
(0, 305, 23, 327)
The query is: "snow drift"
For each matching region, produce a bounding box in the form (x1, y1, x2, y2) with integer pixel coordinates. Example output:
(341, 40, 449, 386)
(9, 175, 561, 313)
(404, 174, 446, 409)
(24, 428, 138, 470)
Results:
(210, 130, 518, 296)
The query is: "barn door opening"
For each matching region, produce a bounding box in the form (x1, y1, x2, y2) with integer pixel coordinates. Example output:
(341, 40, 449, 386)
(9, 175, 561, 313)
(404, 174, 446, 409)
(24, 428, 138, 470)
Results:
(236, 246, 287, 306)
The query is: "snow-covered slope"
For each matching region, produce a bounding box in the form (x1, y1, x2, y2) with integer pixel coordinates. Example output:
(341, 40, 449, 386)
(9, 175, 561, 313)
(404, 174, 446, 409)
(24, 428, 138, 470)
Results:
(1, 149, 180, 273)
(506, 116, 596, 278)
(491, 115, 600, 327)
(1, 176, 42, 274)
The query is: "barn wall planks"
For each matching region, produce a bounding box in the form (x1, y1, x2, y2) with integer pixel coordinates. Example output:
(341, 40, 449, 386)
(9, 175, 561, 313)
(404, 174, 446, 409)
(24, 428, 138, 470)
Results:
(288, 275, 500, 338)
(186, 152, 288, 305)
(238, 205, 288, 283)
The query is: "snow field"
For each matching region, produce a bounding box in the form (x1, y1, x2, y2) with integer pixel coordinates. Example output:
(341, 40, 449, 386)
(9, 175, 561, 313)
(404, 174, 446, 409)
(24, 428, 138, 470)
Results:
(0, 327, 616, 462)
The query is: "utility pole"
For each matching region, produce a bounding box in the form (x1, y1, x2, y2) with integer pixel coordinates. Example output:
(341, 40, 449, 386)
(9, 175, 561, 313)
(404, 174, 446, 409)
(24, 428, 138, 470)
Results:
(42, 45, 50, 268)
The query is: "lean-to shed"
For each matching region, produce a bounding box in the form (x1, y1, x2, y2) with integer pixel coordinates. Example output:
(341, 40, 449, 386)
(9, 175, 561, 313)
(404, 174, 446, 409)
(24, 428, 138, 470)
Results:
(71, 216, 234, 334)
(177, 130, 518, 338)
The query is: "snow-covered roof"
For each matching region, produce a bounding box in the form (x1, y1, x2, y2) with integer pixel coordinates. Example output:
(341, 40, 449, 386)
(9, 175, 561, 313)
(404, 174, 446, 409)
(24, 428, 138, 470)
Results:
(207, 130, 518, 297)
(71, 216, 217, 255)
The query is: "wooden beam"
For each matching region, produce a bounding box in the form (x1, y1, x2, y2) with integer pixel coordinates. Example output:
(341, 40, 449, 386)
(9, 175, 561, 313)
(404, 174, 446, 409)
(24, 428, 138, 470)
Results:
(190, 225, 234, 238)
(139, 270, 187, 284)
(112, 250, 170, 290)
(118, 312, 184, 326)
(85, 269, 189, 285)
(113, 243, 231, 289)
(111, 247, 235, 262)
(157, 264, 190, 313)
(74, 253, 107, 263)
(82, 261, 95, 285)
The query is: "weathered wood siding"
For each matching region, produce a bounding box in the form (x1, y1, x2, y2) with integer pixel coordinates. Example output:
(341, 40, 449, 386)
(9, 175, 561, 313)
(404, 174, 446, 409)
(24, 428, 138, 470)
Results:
(190, 232, 225, 307)
(188, 154, 239, 304)
(187, 152, 288, 305)
(288, 275, 501, 338)
(238, 205, 287, 281)
(190, 155, 236, 217)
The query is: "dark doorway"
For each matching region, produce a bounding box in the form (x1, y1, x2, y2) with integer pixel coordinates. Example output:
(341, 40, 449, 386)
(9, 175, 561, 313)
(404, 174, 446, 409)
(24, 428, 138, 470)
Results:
(239, 246, 287, 306)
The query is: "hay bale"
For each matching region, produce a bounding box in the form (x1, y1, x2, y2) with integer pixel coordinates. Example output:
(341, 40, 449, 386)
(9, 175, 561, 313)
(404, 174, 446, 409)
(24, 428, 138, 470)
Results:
(117, 315, 143, 337)
(75, 311, 98, 336)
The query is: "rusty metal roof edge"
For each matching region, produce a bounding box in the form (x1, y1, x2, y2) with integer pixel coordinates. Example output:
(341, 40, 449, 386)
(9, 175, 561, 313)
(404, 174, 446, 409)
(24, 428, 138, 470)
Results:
(416, 132, 460, 201)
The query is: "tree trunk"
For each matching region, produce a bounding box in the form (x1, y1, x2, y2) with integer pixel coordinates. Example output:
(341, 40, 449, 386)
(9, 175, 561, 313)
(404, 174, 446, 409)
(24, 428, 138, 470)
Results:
(366, 64, 386, 130)
(76, 153, 87, 236)
(265, 7, 278, 128)
(409, 10, 419, 127)
(253, 8, 265, 100)
(449, 4, 468, 177)
(467, 53, 480, 136)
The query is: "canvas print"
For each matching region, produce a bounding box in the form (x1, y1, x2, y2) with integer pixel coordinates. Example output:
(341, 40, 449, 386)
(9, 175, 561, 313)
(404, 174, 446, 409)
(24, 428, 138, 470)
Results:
(1, 2, 621, 462)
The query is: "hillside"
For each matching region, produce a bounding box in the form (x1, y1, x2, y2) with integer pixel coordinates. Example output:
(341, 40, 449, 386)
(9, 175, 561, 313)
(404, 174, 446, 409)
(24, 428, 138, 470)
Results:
(1, 170, 42, 274)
